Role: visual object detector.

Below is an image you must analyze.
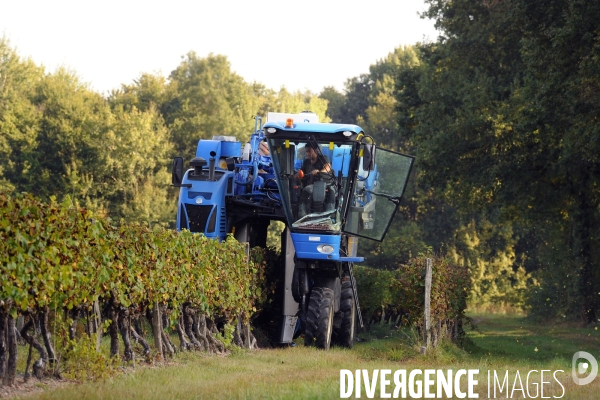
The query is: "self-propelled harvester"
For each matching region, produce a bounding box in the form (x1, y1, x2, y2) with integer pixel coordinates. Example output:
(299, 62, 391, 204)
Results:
(171, 112, 413, 349)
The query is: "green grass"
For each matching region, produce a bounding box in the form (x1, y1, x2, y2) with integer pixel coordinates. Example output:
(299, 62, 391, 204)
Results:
(466, 313, 600, 366)
(11, 314, 600, 399)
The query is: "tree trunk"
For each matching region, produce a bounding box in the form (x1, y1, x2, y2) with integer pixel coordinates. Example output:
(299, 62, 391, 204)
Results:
(39, 307, 57, 366)
(206, 317, 225, 353)
(233, 316, 244, 347)
(68, 307, 79, 341)
(175, 314, 193, 351)
(192, 312, 210, 351)
(20, 315, 47, 380)
(161, 330, 174, 358)
(0, 310, 7, 385)
(184, 306, 204, 350)
(118, 308, 133, 362)
(107, 305, 120, 358)
(129, 324, 151, 357)
(161, 310, 176, 356)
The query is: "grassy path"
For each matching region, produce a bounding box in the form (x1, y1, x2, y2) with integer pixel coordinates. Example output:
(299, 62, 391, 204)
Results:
(467, 313, 600, 365)
(8, 313, 600, 399)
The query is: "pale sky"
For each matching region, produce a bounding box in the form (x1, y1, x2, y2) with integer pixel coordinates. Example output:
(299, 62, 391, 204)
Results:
(1, 0, 438, 96)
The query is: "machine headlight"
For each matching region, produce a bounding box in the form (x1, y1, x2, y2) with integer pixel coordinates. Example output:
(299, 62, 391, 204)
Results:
(317, 244, 335, 254)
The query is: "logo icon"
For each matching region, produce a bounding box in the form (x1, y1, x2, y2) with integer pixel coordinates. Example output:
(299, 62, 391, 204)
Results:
(572, 351, 598, 385)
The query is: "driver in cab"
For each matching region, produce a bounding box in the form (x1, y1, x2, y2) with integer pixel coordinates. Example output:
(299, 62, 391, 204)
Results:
(295, 142, 331, 181)
(295, 142, 333, 219)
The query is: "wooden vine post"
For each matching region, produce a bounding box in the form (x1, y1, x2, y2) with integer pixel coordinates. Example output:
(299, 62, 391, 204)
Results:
(94, 300, 102, 352)
(421, 258, 433, 354)
(151, 301, 163, 360)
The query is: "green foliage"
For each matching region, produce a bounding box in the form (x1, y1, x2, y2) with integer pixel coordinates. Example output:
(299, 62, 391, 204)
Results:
(0, 39, 175, 226)
(318, 86, 345, 122)
(0, 36, 44, 193)
(163, 52, 257, 156)
(320, 45, 420, 141)
(354, 267, 397, 317)
(265, 220, 285, 252)
(99, 102, 174, 225)
(359, 220, 430, 268)
(33, 68, 112, 202)
(0, 189, 266, 323)
(451, 216, 534, 310)
(355, 254, 470, 327)
(4, 0, 598, 329)
(248, 246, 280, 314)
(60, 336, 119, 382)
(351, 0, 600, 323)
(264, 88, 330, 122)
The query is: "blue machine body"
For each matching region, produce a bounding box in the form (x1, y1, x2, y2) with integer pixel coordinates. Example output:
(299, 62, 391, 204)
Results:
(176, 168, 236, 239)
(290, 232, 341, 261)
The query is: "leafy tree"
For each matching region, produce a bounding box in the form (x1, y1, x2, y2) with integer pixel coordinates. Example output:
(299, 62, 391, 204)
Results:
(263, 87, 330, 122)
(508, 0, 600, 322)
(407, 0, 600, 321)
(0, 37, 43, 192)
(340, 74, 372, 125)
(164, 52, 257, 157)
(319, 86, 345, 122)
(32, 68, 111, 204)
(109, 73, 169, 113)
(98, 102, 174, 225)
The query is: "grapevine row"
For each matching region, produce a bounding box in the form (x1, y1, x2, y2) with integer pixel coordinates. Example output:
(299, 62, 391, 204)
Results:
(0, 189, 267, 383)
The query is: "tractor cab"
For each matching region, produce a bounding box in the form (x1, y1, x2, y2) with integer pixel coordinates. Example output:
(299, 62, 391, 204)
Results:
(264, 112, 414, 245)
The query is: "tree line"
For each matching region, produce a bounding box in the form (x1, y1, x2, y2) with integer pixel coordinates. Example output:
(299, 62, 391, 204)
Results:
(320, 0, 598, 324)
(2, 0, 598, 324)
(0, 40, 329, 228)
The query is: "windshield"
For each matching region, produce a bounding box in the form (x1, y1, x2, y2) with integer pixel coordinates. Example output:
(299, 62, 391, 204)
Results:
(267, 139, 355, 232)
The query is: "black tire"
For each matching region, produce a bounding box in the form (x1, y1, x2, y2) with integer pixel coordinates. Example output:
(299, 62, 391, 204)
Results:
(304, 286, 335, 350)
(332, 280, 356, 348)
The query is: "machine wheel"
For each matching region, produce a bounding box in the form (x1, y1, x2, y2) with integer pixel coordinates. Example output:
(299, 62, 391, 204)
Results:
(332, 280, 356, 348)
(304, 286, 335, 350)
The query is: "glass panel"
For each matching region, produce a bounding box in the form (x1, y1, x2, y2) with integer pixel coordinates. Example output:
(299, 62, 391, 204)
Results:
(345, 195, 397, 241)
(343, 147, 414, 241)
(268, 139, 356, 232)
(370, 147, 413, 198)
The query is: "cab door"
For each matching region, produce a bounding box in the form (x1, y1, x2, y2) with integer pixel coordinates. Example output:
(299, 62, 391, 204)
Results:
(342, 147, 414, 242)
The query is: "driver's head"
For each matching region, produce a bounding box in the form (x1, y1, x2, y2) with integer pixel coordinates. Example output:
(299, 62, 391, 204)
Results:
(305, 143, 319, 163)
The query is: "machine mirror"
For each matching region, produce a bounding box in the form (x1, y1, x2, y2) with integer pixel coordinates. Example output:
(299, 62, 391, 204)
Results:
(362, 144, 376, 171)
(172, 157, 184, 185)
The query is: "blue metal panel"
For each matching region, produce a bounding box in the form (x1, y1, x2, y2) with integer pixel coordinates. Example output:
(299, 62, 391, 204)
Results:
(195, 140, 221, 161)
(290, 233, 341, 260)
(176, 169, 235, 240)
(220, 141, 242, 158)
(263, 121, 364, 135)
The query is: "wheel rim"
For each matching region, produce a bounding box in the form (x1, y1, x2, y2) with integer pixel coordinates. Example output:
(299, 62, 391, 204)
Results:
(325, 299, 334, 349)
